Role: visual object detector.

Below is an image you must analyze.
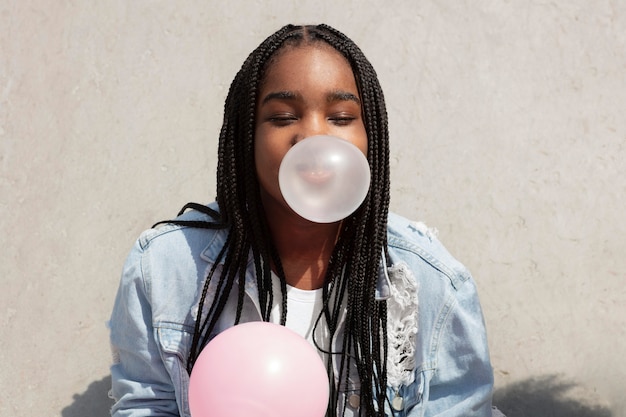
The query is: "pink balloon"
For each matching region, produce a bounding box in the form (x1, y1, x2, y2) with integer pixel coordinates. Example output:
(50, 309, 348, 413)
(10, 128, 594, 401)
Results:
(188, 322, 329, 417)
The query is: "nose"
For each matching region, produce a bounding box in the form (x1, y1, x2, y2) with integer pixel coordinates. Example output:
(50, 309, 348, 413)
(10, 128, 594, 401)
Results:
(292, 114, 327, 144)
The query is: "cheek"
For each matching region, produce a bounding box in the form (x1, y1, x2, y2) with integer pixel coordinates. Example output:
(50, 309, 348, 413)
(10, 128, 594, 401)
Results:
(358, 138, 368, 156)
(254, 136, 288, 185)
(254, 145, 271, 183)
(256, 139, 281, 165)
(352, 127, 369, 157)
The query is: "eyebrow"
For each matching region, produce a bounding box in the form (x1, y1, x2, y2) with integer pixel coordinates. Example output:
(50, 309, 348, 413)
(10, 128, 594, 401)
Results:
(261, 91, 299, 105)
(260, 90, 361, 106)
(327, 90, 361, 105)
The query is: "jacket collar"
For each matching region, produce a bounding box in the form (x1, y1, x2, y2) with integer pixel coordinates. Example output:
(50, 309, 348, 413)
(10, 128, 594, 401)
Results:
(199, 228, 391, 302)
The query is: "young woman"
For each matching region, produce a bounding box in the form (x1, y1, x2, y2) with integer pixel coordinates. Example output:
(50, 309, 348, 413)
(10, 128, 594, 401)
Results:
(109, 24, 496, 417)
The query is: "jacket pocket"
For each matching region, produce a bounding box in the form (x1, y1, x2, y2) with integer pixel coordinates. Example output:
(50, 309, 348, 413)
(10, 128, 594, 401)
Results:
(156, 324, 193, 417)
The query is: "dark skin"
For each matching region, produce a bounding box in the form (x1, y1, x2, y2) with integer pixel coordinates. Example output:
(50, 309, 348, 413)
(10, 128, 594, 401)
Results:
(254, 43, 368, 290)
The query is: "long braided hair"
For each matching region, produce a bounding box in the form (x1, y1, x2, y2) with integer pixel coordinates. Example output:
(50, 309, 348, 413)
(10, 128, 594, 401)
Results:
(183, 24, 391, 416)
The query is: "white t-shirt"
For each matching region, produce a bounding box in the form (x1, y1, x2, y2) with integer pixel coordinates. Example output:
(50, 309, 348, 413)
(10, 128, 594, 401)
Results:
(270, 272, 330, 363)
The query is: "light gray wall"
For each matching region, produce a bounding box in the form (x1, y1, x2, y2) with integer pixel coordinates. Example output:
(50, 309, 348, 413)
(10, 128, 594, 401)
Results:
(1, 1, 624, 416)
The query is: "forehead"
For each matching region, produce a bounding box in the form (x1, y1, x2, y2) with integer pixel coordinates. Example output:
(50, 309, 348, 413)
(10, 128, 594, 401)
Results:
(260, 43, 357, 90)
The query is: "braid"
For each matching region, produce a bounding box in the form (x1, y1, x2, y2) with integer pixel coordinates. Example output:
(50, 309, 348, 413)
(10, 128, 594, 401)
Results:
(309, 24, 391, 416)
(178, 24, 391, 416)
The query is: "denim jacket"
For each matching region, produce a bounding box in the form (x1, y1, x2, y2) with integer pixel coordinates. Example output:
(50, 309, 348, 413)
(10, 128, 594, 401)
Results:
(109, 204, 494, 416)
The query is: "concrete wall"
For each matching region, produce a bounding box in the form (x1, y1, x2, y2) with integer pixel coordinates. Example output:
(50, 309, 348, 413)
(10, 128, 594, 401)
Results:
(1, 1, 624, 416)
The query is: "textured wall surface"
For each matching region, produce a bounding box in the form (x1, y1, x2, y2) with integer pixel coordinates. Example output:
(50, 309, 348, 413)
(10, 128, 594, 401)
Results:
(1, 1, 624, 416)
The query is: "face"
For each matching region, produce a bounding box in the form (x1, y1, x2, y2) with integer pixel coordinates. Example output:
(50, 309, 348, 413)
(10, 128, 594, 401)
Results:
(254, 43, 368, 219)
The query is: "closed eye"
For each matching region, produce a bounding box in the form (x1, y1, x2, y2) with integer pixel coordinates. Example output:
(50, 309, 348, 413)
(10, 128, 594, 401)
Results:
(267, 113, 298, 126)
(329, 114, 357, 126)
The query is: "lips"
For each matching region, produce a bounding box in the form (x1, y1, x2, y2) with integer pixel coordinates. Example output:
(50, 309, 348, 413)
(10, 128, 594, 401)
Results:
(295, 162, 335, 185)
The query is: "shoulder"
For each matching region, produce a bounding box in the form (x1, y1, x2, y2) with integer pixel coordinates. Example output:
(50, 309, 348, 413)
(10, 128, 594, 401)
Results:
(386, 212, 471, 290)
(134, 202, 228, 264)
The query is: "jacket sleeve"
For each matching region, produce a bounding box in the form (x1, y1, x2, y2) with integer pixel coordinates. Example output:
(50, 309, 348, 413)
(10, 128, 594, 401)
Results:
(109, 238, 181, 417)
(423, 276, 494, 417)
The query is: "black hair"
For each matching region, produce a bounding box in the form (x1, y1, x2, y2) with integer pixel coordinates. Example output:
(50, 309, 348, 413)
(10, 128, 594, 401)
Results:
(174, 24, 390, 416)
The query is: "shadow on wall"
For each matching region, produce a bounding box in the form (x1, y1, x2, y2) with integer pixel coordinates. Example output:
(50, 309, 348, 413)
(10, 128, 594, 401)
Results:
(494, 375, 613, 417)
(63, 374, 613, 417)
(61, 376, 113, 417)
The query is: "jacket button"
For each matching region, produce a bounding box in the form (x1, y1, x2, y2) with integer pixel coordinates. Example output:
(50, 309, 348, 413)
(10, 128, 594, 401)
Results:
(348, 394, 360, 409)
(392, 395, 404, 411)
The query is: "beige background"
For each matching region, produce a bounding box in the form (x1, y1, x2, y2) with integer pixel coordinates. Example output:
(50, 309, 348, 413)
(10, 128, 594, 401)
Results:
(1, 1, 624, 416)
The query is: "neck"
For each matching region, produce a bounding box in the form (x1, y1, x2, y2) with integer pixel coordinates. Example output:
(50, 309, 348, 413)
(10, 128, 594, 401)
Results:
(263, 199, 341, 290)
